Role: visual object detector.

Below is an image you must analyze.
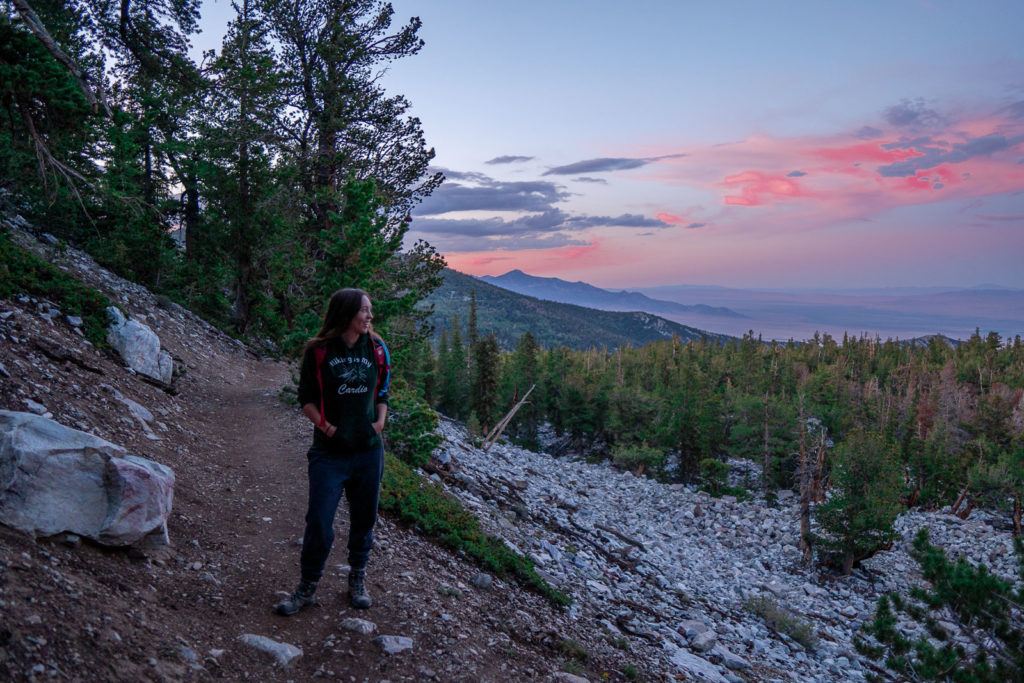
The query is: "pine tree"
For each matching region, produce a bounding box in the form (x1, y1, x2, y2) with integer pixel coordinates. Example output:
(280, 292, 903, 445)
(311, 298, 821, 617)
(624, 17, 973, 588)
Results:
(506, 331, 540, 448)
(471, 334, 501, 434)
(814, 429, 904, 574)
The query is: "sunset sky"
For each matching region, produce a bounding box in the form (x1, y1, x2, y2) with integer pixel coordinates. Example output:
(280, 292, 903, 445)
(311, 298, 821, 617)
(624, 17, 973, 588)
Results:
(197, 1, 1024, 290)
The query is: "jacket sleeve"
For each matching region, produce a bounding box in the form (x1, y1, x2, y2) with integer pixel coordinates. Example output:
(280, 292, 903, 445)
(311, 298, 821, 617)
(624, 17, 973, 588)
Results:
(375, 339, 391, 406)
(297, 347, 319, 408)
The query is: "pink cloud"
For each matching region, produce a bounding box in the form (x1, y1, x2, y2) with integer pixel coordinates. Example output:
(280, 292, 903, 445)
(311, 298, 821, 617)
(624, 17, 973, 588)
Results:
(656, 211, 685, 224)
(722, 171, 813, 206)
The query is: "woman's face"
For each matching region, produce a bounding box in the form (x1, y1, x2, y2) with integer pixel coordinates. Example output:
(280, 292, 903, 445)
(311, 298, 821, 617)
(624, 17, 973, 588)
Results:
(346, 295, 373, 336)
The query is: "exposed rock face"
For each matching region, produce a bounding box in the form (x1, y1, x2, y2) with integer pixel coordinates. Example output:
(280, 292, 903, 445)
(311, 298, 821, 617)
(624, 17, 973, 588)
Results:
(0, 411, 174, 546)
(106, 307, 174, 384)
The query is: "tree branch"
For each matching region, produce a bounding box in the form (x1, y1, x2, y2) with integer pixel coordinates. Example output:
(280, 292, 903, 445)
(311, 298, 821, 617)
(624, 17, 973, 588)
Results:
(10, 0, 110, 116)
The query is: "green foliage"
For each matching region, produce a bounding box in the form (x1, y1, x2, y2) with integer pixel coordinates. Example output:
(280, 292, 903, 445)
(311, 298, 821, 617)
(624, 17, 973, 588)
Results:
(0, 231, 110, 345)
(744, 595, 819, 651)
(909, 422, 970, 509)
(698, 458, 732, 497)
(379, 453, 570, 607)
(612, 443, 665, 476)
(500, 331, 541, 448)
(557, 638, 589, 662)
(814, 429, 904, 574)
(466, 411, 482, 441)
(856, 529, 1024, 681)
(470, 334, 501, 431)
(386, 384, 442, 469)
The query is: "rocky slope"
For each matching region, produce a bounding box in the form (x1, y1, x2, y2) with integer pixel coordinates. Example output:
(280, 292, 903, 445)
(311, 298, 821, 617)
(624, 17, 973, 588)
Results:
(431, 420, 1021, 682)
(0, 231, 657, 682)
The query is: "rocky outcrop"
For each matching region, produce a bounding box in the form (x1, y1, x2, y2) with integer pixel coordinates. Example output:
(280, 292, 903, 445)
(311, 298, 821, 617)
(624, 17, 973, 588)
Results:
(0, 410, 174, 546)
(106, 306, 174, 384)
(432, 418, 1021, 682)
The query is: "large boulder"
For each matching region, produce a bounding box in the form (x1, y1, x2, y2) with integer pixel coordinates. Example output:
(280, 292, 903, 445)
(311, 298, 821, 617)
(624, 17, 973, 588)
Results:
(106, 306, 174, 384)
(0, 411, 174, 546)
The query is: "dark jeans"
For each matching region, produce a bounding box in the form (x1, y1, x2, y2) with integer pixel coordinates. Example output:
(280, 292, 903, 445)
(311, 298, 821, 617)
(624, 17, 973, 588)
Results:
(300, 444, 384, 583)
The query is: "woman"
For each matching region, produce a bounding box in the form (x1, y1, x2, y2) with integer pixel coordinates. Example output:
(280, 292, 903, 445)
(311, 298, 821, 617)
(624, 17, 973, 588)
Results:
(275, 288, 391, 614)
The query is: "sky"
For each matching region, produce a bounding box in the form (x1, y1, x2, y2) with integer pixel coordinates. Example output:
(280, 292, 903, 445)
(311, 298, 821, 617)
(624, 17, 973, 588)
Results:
(195, 1, 1024, 290)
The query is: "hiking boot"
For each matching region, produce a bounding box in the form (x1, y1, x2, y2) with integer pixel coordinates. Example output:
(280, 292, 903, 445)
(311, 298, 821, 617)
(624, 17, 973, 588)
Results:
(348, 569, 372, 609)
(274, 580, 317, 616)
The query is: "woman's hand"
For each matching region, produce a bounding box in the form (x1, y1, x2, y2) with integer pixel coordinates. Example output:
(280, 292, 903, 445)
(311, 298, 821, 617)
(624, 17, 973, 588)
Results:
(320, 423, 337, 437)
(372, 419, 384, 435)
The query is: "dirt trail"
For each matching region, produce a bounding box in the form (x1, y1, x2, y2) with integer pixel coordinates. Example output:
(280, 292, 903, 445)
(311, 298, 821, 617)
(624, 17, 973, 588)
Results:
(153, 355, 568, 682)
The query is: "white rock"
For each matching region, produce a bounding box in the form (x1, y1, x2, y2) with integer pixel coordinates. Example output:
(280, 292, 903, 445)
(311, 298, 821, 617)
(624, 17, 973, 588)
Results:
(669, 647, 729, 682)
(711, 645, 751, 671)
(374, 635, 413, 654)
(24, 399, 47, 415)
(106, 307, 173, 384)
(238, 634, 302, 666)
(340, 618, 376, 635)
(0, 411, 174, 546)
(552, 673, 589, 683)
(691, 630, 718, 653)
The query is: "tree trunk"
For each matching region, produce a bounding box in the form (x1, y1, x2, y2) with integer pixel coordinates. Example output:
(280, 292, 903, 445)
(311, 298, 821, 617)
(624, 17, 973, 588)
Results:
(841, 552, 855, 576)
(1014, 495, 1022, 537)
(762, 392, 770, 493)
(797, 396, 813, 565)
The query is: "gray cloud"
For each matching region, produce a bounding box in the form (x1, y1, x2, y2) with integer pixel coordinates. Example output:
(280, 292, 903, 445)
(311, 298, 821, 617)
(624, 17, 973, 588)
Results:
(685, 222, 706, 229)
(407, 229, 588, 252)
(542, 153, 686, 176)
(412, 209, 570, 237)
(573, 176, 609, 184)
(786, 170, 807, 177)
(433, 167, 491, 182)
(877, 133, 1024, 177)
(485, 155, 535, 165)
(563, 213, 670, 229)
(416, 178, 570, 215)
(855, 126, 884, 140)
(411, 209, 669, 236)
(883, 98, 945, 129)
(1006, 100, 1024, 119)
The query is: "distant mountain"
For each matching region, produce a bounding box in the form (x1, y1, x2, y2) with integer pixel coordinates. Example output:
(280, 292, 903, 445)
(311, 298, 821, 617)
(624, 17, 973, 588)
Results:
(424, 269, 730, 350)
(901, 334, 963, 349)
(479, 270, 744, 319)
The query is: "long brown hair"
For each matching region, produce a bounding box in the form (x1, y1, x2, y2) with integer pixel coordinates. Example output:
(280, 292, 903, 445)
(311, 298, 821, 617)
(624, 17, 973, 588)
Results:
(305, 288, 381, 351)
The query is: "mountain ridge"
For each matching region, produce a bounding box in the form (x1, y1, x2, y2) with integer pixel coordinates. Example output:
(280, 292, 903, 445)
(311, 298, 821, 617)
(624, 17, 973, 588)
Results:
(480, 269, 744, 319)
(425, 269, 731, 349)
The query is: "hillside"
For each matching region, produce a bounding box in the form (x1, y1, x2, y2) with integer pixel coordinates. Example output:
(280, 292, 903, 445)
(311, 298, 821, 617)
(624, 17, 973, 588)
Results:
(480, 270, 744, 319)
(0, 229, 663, 682)
(426, 269, 731, 349)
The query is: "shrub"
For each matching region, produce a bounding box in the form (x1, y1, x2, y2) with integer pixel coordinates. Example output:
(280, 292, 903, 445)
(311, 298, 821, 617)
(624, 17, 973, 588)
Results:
(856, 529, 1024, 681)
(612, 443, 665, 475)
(0, 230, 111, 346)
(699, 458, 730, 496)
(379, 452, 570, 607)
(557, 638, 588, 662)
(386, 386, 442, 468)
(744, 595, 819, 651)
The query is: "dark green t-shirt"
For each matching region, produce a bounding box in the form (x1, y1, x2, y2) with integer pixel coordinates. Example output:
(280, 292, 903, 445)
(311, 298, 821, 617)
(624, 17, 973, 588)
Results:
(298, 334, 382, 453)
